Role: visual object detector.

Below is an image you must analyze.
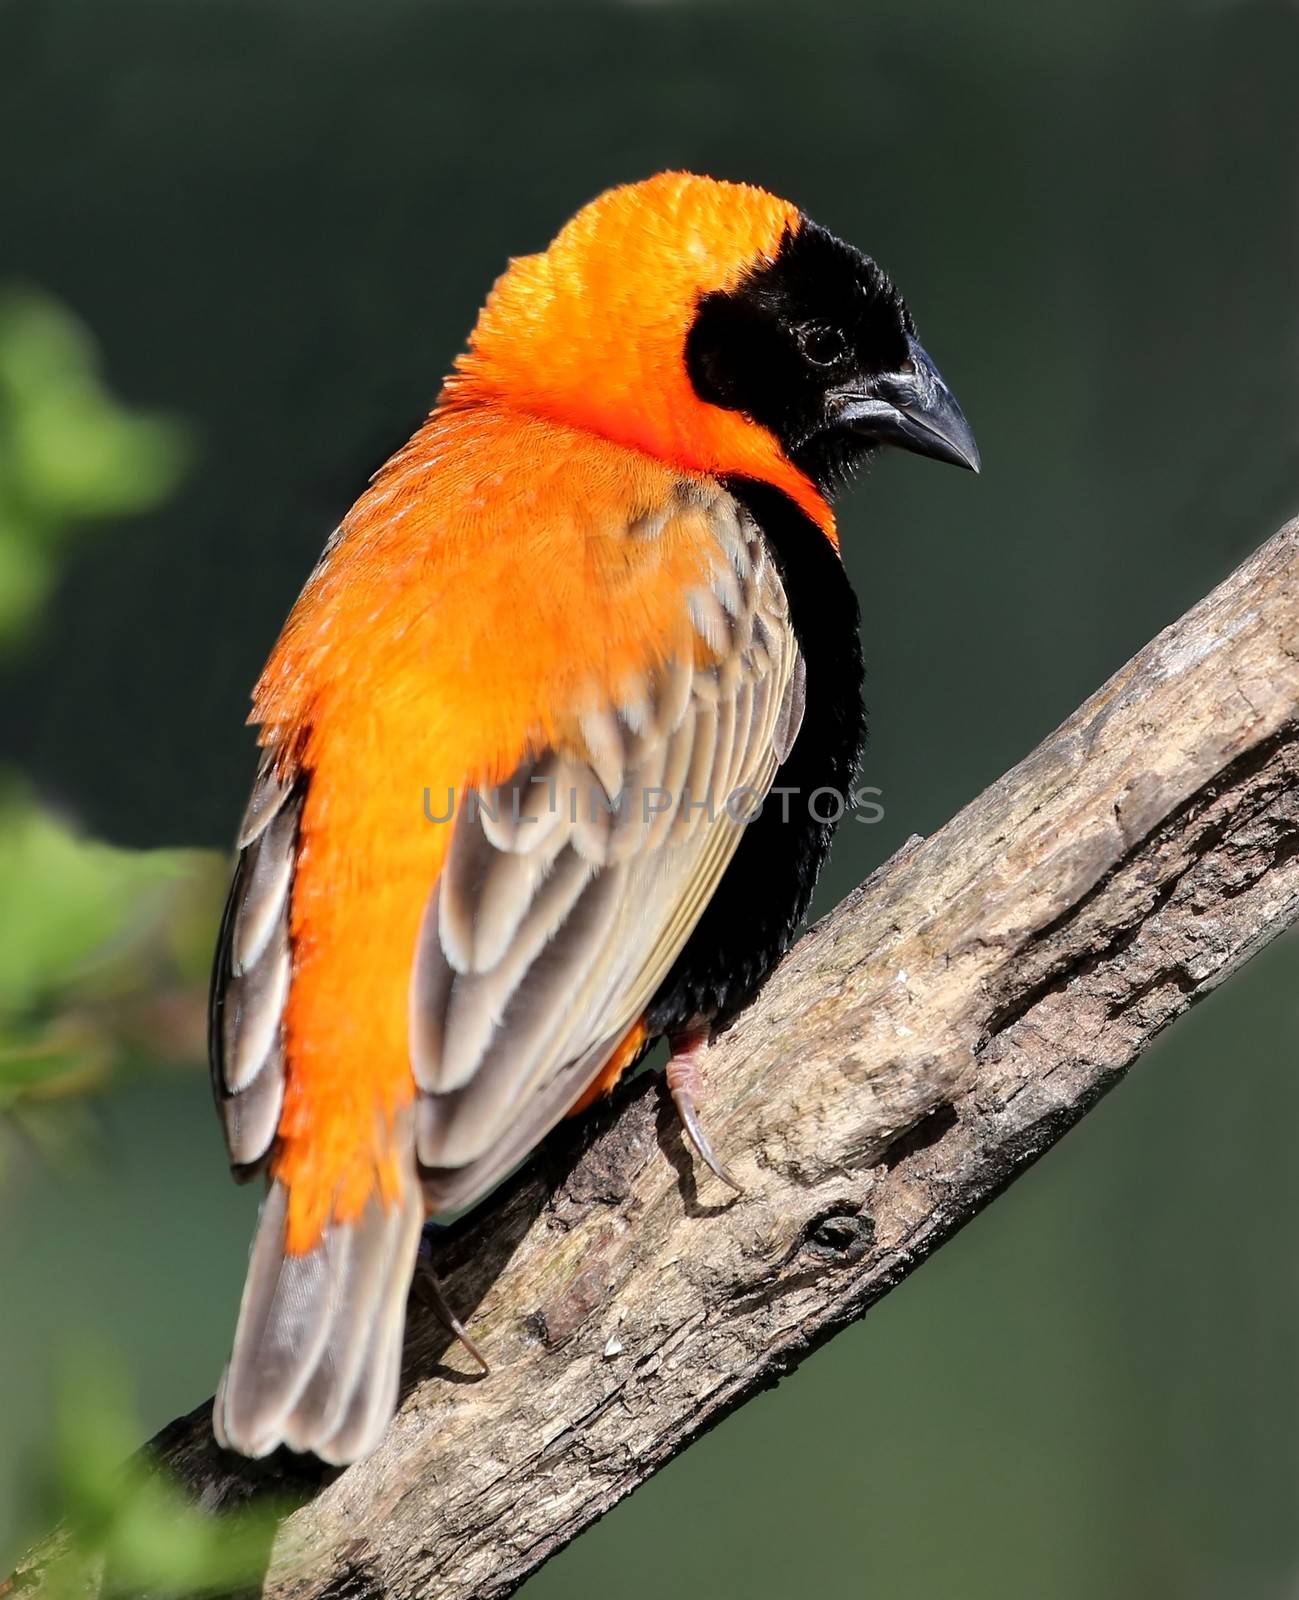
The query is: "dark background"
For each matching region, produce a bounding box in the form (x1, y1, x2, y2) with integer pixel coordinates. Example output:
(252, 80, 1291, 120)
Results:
(2, 0, 1298, 1593)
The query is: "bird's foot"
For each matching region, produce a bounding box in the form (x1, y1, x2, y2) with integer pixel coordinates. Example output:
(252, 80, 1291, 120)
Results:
(666, 1029, 743, 1194)
(414, 1236, 491, 1374)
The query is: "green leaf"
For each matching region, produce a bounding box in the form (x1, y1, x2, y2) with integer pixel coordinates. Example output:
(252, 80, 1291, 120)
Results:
(41, 1347, 286, 1598)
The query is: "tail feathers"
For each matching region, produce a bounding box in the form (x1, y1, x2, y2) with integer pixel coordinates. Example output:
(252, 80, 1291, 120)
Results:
(214, 1178, 424, 1466)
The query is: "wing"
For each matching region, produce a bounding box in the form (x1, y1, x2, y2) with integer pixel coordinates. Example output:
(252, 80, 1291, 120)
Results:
(412, 502, 805, 1212)
(209, 755, 301, 1176)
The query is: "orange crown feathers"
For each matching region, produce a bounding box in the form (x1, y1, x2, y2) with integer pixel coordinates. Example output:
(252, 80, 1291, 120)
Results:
(448, 173, 835, 536)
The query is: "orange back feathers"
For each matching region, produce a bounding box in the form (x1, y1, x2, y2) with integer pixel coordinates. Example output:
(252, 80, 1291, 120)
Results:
(256, 410, 728, 1250)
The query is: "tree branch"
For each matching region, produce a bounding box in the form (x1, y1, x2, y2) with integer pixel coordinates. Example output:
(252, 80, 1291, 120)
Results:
(15, 519, 1299, 1600)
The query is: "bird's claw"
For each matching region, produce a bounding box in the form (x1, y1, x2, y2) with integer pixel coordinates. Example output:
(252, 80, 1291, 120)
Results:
(671, 1085, 744, 1193)
(666, 1039, 744, 1193)
(414, 1244, 491, 1374)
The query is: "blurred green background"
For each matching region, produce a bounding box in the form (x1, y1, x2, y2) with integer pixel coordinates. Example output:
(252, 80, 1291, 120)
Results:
(2, 0, 1298, 1593)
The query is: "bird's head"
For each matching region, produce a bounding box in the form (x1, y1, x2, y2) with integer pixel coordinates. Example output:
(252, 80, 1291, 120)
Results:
(450, 172, 978, 537)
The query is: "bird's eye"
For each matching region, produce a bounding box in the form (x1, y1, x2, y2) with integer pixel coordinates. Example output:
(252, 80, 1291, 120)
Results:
(798, 325, 848, 367)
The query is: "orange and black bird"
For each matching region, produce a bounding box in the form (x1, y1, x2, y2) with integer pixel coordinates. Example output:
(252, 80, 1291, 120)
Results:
(209, 172, 978, 1464)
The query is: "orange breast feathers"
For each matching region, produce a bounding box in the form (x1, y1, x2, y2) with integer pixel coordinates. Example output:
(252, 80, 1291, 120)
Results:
(252, 406, 732, 1251)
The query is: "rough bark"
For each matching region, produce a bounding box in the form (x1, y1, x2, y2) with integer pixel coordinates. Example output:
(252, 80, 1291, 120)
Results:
(14, 519, 1299, 1600)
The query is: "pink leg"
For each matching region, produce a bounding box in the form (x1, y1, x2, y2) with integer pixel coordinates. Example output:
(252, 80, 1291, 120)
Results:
(666, 1026, 744, 1193)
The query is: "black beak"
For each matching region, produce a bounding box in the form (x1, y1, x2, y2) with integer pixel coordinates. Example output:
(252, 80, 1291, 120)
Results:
(829, 336, 981, 473)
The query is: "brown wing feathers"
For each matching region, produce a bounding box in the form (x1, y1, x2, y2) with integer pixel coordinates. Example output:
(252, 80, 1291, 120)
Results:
(412, 501, 802, 1213)
(209, 758, 298, 1175)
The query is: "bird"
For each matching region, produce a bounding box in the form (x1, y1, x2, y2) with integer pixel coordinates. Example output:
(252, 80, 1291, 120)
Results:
(209, 170, 979, 1466)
